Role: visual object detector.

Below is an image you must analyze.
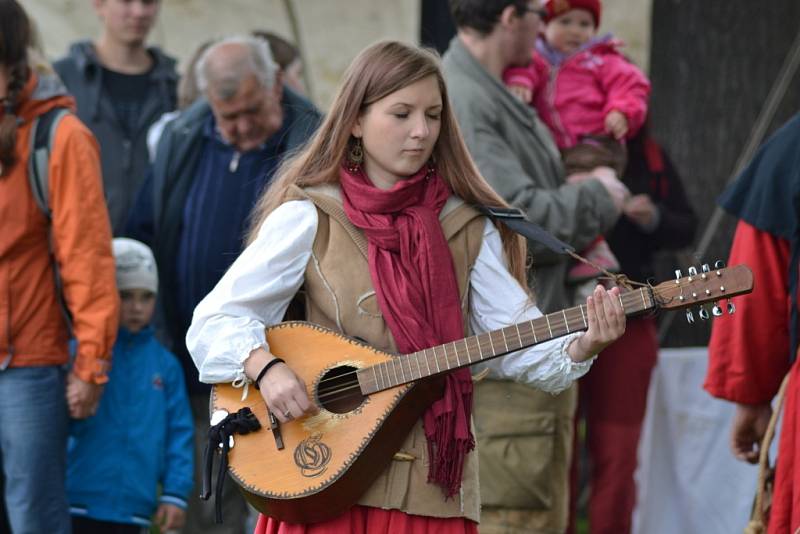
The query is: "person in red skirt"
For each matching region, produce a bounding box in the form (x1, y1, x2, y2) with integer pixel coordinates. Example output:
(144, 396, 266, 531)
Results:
(705, 112, 800, 533)
(186, 40, 628, 534)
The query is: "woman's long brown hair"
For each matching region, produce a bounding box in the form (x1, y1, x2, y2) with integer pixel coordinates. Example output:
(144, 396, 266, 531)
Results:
(0, 0, 32, 176)
(247, 40, 528, 286)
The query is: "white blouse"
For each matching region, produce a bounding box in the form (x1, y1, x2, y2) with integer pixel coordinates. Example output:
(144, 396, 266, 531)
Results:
(186, 199, 594, 395)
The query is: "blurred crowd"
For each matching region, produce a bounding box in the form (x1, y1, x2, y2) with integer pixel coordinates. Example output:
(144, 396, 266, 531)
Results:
(1, 1, 797, 534)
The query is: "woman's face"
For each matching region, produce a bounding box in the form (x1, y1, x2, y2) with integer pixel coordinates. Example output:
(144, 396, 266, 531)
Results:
(351, 74, 442, 190)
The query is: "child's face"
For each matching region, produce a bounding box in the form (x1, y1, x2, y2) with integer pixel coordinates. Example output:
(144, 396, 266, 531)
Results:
(545, 8, 597, 55)
(119, 288, 156, 334)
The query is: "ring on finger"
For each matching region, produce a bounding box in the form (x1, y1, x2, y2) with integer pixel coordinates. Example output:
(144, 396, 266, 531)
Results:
(283, 410, 292, 419)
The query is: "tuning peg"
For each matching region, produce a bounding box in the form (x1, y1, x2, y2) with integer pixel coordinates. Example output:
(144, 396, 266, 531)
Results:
(699, 307, 710, 320)
(712, 303, 724, 317)
(702, 264, 710, 272)
(688, 266, 698, 278)
(714, 260, 725, 269)
(686, 309, 695, 323)
(727, 300, 736, 314)
(674, 269, 683, 282)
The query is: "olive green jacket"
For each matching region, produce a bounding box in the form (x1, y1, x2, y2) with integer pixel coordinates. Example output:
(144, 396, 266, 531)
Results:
(442, 36, 619, 313)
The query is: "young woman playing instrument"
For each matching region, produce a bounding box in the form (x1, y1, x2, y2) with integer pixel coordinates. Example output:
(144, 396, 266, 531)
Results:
(186, 40, 626, 534)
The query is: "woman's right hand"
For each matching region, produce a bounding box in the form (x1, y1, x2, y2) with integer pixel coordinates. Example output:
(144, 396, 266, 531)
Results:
(245, 347, 318, 423)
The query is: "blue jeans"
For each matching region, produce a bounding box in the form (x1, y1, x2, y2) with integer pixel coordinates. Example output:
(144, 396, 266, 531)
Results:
(0, 366, 70, 534)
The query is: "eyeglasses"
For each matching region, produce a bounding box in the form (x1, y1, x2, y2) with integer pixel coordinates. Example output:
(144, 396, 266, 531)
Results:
(521, 5, 548, 19)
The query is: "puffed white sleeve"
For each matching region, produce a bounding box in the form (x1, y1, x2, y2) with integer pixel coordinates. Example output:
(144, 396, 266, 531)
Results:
(469, 219, 595, 393)
(186, 200, 318, 385)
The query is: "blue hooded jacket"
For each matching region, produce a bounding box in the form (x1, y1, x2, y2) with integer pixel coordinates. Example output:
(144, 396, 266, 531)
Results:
(67, 326, 194, 527)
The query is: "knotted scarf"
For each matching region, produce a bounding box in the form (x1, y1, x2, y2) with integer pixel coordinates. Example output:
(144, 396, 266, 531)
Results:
(339, 163, 475, 498)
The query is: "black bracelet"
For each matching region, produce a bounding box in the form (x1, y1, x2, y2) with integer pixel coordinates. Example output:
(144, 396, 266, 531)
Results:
(253, 358, 285, 390)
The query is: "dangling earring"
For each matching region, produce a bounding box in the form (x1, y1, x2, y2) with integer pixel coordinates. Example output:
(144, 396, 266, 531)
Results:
(347, 138, 363, 172)
(425, 153, 437, 179)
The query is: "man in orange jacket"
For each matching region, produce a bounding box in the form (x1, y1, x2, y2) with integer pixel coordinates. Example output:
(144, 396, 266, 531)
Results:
(0, 2, 119, 532)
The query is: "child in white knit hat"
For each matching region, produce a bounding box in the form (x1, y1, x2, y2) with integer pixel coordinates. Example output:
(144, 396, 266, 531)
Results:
(67, 238, 194, 534)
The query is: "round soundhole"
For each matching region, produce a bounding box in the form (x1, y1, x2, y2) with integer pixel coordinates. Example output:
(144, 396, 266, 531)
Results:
(317, 365, 366, 414)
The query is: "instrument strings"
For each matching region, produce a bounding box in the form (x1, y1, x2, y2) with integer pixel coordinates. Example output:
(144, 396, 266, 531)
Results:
(307, 280, 712, 403)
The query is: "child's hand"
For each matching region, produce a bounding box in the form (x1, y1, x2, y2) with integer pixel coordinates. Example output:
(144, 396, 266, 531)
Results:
(624, 194, 658, 229)
(590, 166, 630, 214)
(508, 84, 533, 104)
(155, 503, 186, 531)
(604, 110, 629, 139)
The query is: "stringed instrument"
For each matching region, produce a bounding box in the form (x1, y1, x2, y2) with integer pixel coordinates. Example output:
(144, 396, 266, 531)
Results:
(210, 264, 753, 523)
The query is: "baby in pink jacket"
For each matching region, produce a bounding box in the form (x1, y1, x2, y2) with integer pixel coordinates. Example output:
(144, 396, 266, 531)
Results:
(504, 0, 651, 284)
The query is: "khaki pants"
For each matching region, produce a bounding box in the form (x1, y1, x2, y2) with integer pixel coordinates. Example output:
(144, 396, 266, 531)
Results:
(475, 379, 578, 534)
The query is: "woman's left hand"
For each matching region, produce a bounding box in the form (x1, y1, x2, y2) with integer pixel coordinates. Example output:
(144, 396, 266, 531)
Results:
(567, 285, 626, 362)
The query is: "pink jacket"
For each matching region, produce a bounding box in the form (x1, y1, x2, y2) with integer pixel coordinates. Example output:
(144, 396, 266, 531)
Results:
(504, 36, 651, 149)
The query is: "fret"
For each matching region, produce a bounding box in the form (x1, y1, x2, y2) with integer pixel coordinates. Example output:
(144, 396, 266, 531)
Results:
(476, 335, 485, 359)
(640, 288, 646, 311)
(579, 305, 587, 328)
(514, 323, 523, 348)
(452, 341, 461, 366)
(423, 349, 432, 376)
(379, 362, 388, 389)
(562, 310, 570, 333)
(545, 314, 553, 338)
(487, 332, 496, 356)
(531, 320, 538, 343)
(463, 338, 473, 363)
(398, 357, 407, 383)
(404, 356, 414, 380)
(425, 348, 442, 373)
(414, 352, 423, 379)
(501, 328, 510, 353)
(372, 366, 379, 391)
(618, 294, 625, 309)
(434, 345, 447, 370)
(391, 359, 399, 386)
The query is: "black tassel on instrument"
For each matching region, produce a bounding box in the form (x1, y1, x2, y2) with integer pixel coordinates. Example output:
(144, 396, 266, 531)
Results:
(201, 407, 262, 523)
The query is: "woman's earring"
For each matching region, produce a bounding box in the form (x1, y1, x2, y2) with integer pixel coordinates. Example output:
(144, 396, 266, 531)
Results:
(425, 155, 436, 179)
(347, 138, 364, 172)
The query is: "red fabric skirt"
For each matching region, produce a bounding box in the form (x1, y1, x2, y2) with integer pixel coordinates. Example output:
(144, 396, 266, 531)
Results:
(254, 506, 478, 534)
(768, 360, 800, 533)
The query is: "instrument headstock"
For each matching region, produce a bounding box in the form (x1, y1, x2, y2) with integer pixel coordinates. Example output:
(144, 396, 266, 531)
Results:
(651, 262, 753, 322)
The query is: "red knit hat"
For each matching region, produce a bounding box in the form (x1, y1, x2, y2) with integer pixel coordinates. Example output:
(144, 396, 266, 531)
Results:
(543, 0, 601, 27)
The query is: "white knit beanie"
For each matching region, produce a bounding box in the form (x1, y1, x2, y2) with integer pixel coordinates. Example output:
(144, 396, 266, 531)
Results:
(112, 238, 158, 294)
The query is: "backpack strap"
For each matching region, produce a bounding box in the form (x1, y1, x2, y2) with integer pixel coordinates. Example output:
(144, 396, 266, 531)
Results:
(28, 107, 69, 219)
(27, 107, 73, 334)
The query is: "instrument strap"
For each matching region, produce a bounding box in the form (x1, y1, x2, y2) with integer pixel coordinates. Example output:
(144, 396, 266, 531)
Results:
(475, 205, 637, 289)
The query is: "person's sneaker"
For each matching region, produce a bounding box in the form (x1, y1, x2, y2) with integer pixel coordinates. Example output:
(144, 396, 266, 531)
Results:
(567, 239, 620, 283)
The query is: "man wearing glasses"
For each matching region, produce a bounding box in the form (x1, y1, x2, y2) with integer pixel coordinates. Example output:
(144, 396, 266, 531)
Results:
(443, 1, 627, 532)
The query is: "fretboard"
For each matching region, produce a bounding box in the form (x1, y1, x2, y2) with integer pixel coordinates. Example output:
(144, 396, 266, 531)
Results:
(358, 286, 655, 395)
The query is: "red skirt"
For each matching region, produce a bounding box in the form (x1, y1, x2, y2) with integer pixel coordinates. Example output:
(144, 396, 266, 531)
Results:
(254, 506, 478, 534)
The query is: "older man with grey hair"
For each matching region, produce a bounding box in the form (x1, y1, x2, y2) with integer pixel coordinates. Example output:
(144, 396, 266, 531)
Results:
(126, 34, 321, 534)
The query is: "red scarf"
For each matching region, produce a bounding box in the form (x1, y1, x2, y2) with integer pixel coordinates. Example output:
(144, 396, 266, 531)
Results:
(339, 164, 474, 498)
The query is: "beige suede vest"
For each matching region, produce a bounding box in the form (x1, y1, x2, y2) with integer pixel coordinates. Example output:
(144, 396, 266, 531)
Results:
(287, 184, 485, 522)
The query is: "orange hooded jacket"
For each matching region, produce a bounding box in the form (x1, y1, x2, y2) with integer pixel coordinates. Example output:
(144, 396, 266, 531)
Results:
(0, 67, 118, 384)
